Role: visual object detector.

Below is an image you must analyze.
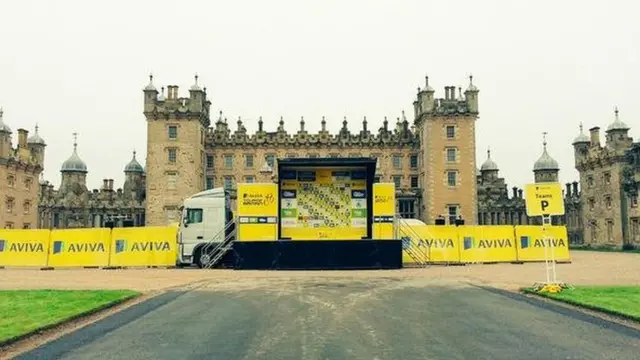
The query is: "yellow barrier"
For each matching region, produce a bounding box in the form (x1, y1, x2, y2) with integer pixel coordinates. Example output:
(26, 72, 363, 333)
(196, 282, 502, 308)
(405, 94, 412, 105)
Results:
(0, 229, 50, 267)
(458, 226, 517, 263)
(402, 225, 461, 263)
(47, 228, 111, 268)
(515, 225, 570, 262)
(109, 226, 177, 267)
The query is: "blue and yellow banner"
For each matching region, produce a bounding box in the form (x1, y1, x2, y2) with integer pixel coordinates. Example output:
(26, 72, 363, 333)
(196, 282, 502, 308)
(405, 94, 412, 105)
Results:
(515, 225, 570, 262)
(458, 226, 517, 263)
(109, 226, 177, 267)
(47, 228, 111, 267)
(401, 225, 461, 263)
(0, 229, 50, 267)
(237, 183, 278, 241)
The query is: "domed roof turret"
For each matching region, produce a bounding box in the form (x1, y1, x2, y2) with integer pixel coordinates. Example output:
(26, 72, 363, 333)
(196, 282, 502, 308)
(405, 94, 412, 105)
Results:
(144, 74, 157, 91)
(480, 149, 499, 171)
(27, 124, 46, 145)
(124, 150, 144, 173)
(572, 123, 590, 145)
(189, 74, 201, 91)
(534, 133, 559, 171)
(465, 75, 479, 92)
(606, 107, 630, 132)
(0, 107, 12, 133)
(61, 133, 88, 173)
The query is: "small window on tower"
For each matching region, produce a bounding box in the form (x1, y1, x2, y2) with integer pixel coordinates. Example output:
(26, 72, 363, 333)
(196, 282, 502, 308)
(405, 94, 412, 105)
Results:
(409, 155, 418, 169)
(168, 149, 177, 163)
(206, 155, 214, 169)
(410, 176, 419, 188)
(446, 125, 455, 139)
(168, 126, 178, 140)
(447, 171, 457, 187)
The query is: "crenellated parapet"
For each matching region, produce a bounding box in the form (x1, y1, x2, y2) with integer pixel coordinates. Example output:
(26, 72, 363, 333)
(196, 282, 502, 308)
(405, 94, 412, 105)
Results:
(205, 112, 419, 149)
(143, 74, 211, 128)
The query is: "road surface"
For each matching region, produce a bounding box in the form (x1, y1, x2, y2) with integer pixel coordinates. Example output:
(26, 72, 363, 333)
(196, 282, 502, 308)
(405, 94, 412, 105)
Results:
(17, 277, 640, 360)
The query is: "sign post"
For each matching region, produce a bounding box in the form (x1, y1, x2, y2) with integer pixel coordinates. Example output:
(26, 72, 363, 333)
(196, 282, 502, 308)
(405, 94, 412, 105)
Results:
(524, 182, 568, 293)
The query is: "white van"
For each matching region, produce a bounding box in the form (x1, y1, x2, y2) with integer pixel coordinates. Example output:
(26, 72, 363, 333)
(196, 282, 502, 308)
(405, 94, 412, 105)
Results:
(177, 188, 234, 267)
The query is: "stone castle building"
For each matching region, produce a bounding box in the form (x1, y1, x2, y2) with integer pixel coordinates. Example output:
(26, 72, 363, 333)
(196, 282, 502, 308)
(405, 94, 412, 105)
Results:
(572, 109, 640, 248)
(0, 108, 45, 229)
(38, 134, 146, 229)
(143, 74, 480, 226)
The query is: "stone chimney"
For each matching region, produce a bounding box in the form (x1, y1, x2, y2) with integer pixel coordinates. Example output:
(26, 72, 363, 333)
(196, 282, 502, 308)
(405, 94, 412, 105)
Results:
(108, 179, 114, 190)
(565, 183, 571, 197)
(103, 179, 109, 190)
(512, 187, 518, 198)
(518, 189, 523, 198)
(589, 126, 600, 146)
(572, 181, 579, 196)
(17, 129, 28, 148)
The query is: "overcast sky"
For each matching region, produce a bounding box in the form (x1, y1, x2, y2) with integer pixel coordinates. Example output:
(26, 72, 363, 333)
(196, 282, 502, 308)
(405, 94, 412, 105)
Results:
(1, 0, 638, 190)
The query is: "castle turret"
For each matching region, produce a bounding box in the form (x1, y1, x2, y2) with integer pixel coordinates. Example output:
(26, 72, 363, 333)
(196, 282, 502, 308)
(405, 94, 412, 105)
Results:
(480, 148, 499, 182)
(27, 124, 46, 166)
(0, 107, 12, 158)
(464, 75, 479, 113)
(123, 150, 145, 201)
(605, 107, 632, 151)
(60, 132, 88, 189)
(533, 132, 559, 183)
(572, 123, 590, 168)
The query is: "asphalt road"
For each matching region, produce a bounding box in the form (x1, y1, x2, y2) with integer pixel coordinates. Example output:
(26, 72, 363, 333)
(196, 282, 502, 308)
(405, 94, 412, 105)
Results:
(18, 277, 640, 360)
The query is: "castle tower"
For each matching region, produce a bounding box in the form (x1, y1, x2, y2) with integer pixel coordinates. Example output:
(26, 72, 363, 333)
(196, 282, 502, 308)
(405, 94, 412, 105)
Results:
(480, 148, 499, 182)
(123, 150, 145, 201)
(414, 75, 478, 225)
(27, 124, 46, 167)
(0, 107, 12, 158)
(605, 107, 632, 151)
(143, 74, 211, 225)
(60, 132, 88, 188)
(572, 123, 590, 168)
(533, 132, 559, 183)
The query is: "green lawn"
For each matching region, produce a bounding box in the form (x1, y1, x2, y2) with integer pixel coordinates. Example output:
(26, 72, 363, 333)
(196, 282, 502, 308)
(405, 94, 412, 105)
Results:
(0, 290, 139, 344)
(524, 286, 640, 321)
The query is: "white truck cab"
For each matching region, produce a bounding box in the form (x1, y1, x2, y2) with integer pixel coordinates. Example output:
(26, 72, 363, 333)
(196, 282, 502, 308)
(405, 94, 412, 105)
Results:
(177, 188, 233, 267)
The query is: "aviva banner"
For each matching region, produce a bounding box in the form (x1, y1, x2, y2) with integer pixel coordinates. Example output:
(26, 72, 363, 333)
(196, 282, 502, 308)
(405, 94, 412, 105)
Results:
(109, 226, 177, 267)
(0, 229, 50, 267)
(47, 228, 111, 267)
(458, 226, 517, 263)
(515, 225, 570, 262)
(402, 225, 460, 263)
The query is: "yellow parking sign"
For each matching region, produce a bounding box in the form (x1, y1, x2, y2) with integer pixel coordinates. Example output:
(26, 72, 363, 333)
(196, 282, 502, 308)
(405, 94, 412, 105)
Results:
(524, 183, 565, 216)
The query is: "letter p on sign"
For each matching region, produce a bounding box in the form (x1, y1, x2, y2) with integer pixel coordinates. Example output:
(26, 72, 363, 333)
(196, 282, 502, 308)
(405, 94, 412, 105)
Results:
(524, 183, 565, 217)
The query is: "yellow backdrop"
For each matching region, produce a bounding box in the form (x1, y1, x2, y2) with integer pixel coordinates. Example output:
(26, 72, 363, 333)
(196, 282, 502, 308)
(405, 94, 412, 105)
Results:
(237, 183, 278, 241)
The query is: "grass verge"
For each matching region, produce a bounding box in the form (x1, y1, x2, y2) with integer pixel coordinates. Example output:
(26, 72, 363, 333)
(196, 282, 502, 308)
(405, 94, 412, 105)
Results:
(522, 286, 640, 322)
(0, 290, 139, 345)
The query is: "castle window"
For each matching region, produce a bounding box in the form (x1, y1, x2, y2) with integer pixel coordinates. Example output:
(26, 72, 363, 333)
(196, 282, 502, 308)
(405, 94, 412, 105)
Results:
(587, 176, 594, 187)
(447, 205, 459, 225)
(606, 219, 614, 241)
(224, 155, 233, 168)
(446, 148, 457, 163)
(393, 176, 402, 188)
(5, 222, 13, 229)
(7, 175, 15, 187)
(168, 148, 177, 163)
(410, 176, 419, 188)
(392, 155, 402, 169)
(631, 194, 638, 207)
(206, 155, 214, 169)
(23, 201, 31, 215)
(6, 198, 14, 213)
(245, 154, 254, 168)
(588, 198, 595, 211)
(206, 176, 214, 190)
(409, 155, 418, 169)
(265, 154, 275, 167)
(446, 125, 455, 139)
(605, 195, 612, 209)
(589, 220, 597, 241)
(447, 171, 457, 187)
(166, 172, 178, 190)
(25, 178, 32, 190)
(244, 176, 255, 183)
(168, 126, 178, 140)
(603, 172, 611, 184)
(224, 176, 234, 190)
(631, 218, 639, 241)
